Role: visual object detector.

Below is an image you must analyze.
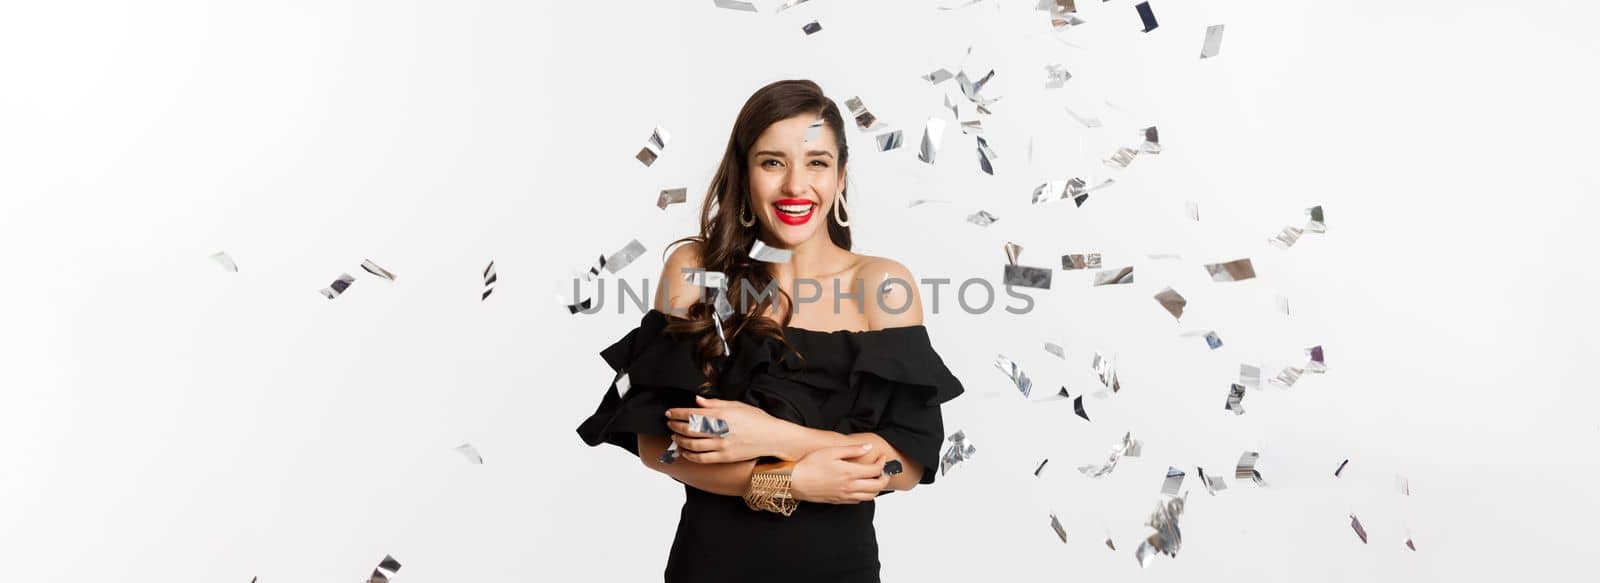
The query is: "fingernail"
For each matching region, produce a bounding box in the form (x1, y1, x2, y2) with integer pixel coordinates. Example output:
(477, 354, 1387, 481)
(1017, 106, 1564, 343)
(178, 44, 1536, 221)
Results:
(861, 443, 873, 450)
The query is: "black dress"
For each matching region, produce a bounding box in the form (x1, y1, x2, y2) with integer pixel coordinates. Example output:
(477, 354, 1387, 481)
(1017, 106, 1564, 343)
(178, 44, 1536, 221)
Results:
(576, 308, 965, 583)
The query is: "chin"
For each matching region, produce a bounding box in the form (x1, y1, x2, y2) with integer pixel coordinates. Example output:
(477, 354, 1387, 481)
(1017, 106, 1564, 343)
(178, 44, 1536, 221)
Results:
(770, 224, 819, 247)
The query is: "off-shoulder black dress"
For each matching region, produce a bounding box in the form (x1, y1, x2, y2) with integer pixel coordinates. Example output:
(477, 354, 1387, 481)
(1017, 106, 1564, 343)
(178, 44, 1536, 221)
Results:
(576, 309, 965, 583)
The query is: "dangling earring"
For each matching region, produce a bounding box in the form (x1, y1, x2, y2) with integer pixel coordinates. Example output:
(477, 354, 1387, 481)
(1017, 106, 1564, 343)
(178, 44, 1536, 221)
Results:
(832, 191, 850, 227)
(739, 200, 756, 227)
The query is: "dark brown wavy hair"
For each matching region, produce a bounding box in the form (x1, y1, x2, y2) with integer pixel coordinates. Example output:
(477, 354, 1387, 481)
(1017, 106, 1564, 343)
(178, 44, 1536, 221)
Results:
(663, 79, 853, 395)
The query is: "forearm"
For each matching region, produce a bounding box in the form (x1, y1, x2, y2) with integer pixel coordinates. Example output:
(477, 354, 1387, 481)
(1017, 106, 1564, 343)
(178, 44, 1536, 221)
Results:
(637, 433, 756, 497)
(778, 425, 924, 491)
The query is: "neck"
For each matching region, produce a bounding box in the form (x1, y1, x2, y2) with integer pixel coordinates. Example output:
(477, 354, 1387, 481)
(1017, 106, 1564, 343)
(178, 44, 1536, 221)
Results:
(762, 230, 848, 282)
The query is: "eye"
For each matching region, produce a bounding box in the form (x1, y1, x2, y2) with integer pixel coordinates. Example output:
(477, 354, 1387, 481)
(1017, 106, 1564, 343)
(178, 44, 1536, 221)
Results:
(810, 160, 830, 167)
(761, 159, 782, 168)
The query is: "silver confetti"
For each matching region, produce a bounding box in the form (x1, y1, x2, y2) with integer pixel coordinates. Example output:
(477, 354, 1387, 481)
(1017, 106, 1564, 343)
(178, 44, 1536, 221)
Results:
(1161, 466, 1185, 497)
(1225, 383, 1246, 415)
(1073, 395, 1090, 421)
(1269, 225, 1305, 249)
(803, 118, 824, 142)
(1204, 258, 1256, 282)
(1092, 351, 1121, 393)
(1268, 366, 1303, 389)
(1305, 205, 1327, 233)
(712, 0, 757, 12)
(940, 430, 977, 476)
(1200, 24, 1225, 59)
(1350, 514, 1369, 544)
(1239, 363, 1261, 388)
(1134, 495, 1185, 568)
(688, 413, 730, 436)
(960, 119, 984, 135)
(209, 251, 238, 272)
(775, 0, 812, 13)
(1307, 345, 1328, 373)
(956, 69, 998, 107)
(875, 130, 903, 151)
(1275, 294, 1291, 315)
(481, 261, 497, 301)
(1396, 474, 1411, 496)
(1061, 253, 1102, 270)
(1078, 432, 1141, 478)
(605, 240, 647, 274)
(1049, 513, 1069, 543)
(1140, 126, 1162, 154)
(923, 68, 954, 85)
(658, 440, 680, 464)
(1185, 200, 1199, 221)
(918, 118, 946, 164)
(1005, 242, 1021, 266)
(976, 135, 998, 175)
(993, 354, 1034, 397)
(749, 240, 793, 263)
(657, 187, 688, 209)
(454, 443, 484, 464)
(1035, 458, 1049, 476)
(1197, 466, 1228, 494)
(844, 96, 880, 131)
(613, 371, 632, 399)
(967, 210, 1000, 227)
(1134, 1, 1158, 33)
(1093, 266, 1135, 286)
(361, 259, 396, 282)
(681, 269, 726, 290)
(1335, 459, 1349, 477)
(635, 126, 671, 167)
(365, 555, 401, 583)
(1044, 342, 1066, 359)
(1235, 451, 1265, 485)
(1204, 331, 1223, 349)
(1154, 287, 1186, 319)
(319, 273, 355, 300)
(1004, 264, 1052, 289)
(1104, 146, 1139, 168)
(1044, 63, 1072, 88)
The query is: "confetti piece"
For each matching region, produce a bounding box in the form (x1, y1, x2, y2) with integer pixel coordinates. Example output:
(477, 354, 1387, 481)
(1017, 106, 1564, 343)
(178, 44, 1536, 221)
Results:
(1239, 363, 1261, 388)
(635, 126, 671, 167)
(940, 430, 977, 476)
(1004, 264, 1052, 289)
(365, 555, 401, 583)
(1105, 538, 1116, 551)
(994, 354, 1034, 397)
(1185, 200, 1200, 221)
(1050, 513, 1070, 543)
(658, 440, 680, 464)
(657, 187, 688, 209)
(1235, 451, 1265, 485)
(688, 413, 730, 436)
(1305, 205, 1327, 232)
(1200, 24, 1225, 58)
(1269, 226, 1305, 249)
(976, 135, 998, 175)
(748, 240, 793, 263)
(1204, 331, 1223, 349)
(1005, 242, 1022, 266)
(613, 371, 631, 399)
(360, 259, 396, 282)
(1140, 126, 1162, 154)
(1154, 287, 1186, 319)
(1335, 459, 1349, 477)
(918, 118, 946, 164)
(775, 0, 812, 12)
(1350, 514, 1369, 543)
(481, 261, 497, 301)
(1093, 266, 1135, 286)
(803, 118, 824, 142)
(1073, 395, 1090, 421)
(1197, 466, 1228, 494)
(1092, 351, 1121, 394)
(1134, 1, 1158, 32)
(454, 443, 484, 464)
(1268, 366, 1303, 389)
(712, 0, 757, 12)
(1104, 146, 1139, 168)
(875, 130, 903, 151)
(1056, 386, 1070, 399)
(209, 251, 238, 272)
(566, 297, 593, 315)
(844, 96, 880, 131)
(1035, 459, 1050, 476)
(1396, 474, 1411, 496)
(1044, 342, 1066, 359)
(1134, 496, 1185, 568)
(1406, 538, 1417, 551)
(1225, 383, 1246, 415)
(1079, 432, 1141, 478)
(1204, 258, 1257, 282)
(967, 210, 1000, 227)
(956, 69, 998, 107)
(1044, 63, 1072, 88)
(1161, 467, 1185, 496)
(1275, 294, 1291, 315)
(604, 240, 647, 275)
(1061, 253, 1103, 270)
(1307, 345, 1328, 372)
(319, 273, 355, 300)
(923, 68, 954, 84)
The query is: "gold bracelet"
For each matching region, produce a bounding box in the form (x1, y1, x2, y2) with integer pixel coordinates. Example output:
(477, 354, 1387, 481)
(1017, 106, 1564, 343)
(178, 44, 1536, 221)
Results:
(743, 461, 800, 516)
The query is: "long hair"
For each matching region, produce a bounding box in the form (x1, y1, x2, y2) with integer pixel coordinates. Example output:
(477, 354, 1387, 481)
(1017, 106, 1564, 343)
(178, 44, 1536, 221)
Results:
(664, 79, 853, 394)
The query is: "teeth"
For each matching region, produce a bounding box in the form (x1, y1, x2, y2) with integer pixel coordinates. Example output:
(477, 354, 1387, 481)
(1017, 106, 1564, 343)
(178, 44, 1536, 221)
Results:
(775, 203, 814, 214)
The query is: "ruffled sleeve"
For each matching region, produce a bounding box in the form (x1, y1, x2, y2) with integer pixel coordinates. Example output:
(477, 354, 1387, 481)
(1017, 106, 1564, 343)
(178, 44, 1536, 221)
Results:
(840, 326, 965, 486)
(575, 310, 707, 457)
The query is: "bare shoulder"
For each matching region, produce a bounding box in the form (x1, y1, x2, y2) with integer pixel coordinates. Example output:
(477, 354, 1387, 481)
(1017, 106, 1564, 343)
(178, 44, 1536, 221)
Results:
(655, 240, 705, 314)
(853, 255, 924, 329)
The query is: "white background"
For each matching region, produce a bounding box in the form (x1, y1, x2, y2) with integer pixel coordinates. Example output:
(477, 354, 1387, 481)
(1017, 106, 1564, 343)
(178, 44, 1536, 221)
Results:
(2, 0, 1595, 581)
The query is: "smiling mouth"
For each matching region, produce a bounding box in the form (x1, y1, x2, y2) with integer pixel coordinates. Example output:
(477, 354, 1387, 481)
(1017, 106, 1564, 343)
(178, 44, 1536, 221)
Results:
(774, 199, 819, 224)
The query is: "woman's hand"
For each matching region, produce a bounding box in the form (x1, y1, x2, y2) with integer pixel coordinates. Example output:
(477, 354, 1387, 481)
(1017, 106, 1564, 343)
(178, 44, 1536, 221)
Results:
(790, 443, 891, 504)
(664, 396, 796, 464)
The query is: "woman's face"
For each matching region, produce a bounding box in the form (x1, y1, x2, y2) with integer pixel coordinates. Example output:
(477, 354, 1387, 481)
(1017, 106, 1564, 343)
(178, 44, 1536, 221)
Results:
(746, 115, 844, 248)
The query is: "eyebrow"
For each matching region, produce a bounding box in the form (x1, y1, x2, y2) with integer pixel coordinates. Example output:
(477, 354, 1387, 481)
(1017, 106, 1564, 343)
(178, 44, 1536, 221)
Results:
(753, 150, 835, 159)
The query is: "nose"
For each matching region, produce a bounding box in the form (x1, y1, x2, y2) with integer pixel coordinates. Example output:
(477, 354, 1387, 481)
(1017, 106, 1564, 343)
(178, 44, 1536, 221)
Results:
(781, 167, 809, 197)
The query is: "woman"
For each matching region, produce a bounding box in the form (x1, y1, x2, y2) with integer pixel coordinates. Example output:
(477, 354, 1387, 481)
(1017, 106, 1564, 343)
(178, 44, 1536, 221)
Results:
(576, 79, 965, 582)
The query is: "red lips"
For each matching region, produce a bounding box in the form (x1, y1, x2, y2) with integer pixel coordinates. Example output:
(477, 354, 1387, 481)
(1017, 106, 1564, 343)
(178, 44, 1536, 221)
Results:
(773, 198, 817, 226)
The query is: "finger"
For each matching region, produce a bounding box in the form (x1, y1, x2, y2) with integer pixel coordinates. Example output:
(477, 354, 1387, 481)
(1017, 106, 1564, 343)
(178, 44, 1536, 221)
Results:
(823, 443, 875, 460)
(694, 395, 728, 407)
(843, 460, 885, 480)
(663, 408, 711, 422)
(672, 436, 722, 453)
(666, 420, 703, 437)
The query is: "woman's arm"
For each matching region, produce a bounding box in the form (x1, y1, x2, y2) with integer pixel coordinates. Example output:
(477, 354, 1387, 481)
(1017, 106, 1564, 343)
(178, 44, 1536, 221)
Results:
(638, 433, 758, 497)
(775, 427, 925, 491)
